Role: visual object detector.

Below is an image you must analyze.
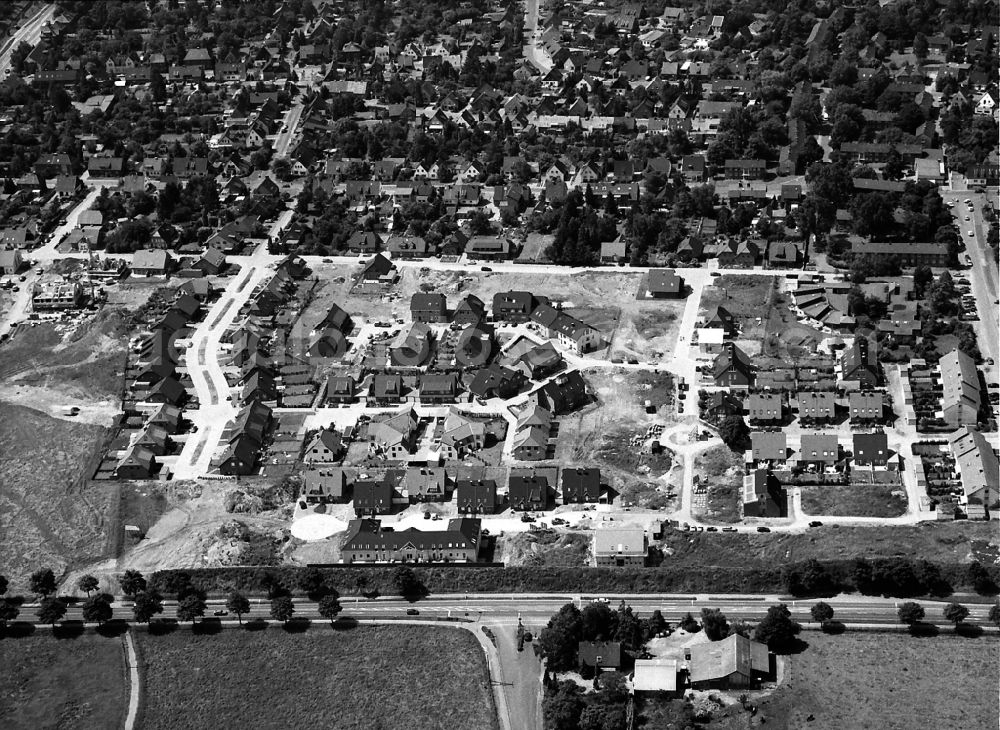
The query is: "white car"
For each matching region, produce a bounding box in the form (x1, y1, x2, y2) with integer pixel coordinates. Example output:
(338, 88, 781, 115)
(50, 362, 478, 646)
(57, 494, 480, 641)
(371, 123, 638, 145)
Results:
(964, 215, 971, 221)
(968, 230, 975, 237)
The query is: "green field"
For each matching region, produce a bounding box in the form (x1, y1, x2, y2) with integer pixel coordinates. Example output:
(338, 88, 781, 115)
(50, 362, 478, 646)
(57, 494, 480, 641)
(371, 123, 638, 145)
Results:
(137, 625, 498, 730)
(753, 632, 1000, 730)
(0, 634, 127, 730)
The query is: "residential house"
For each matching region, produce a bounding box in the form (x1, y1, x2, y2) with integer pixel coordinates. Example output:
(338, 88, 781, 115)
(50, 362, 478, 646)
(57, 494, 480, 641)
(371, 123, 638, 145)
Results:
(411, 292, 448, 323)
(453, 294, 486, 326)
(534, 371, 589, 414)
(508, 474, 550, 511)
(401, 466, 449, 503)
(749, 432, 787, 465)
(390, 323, 432, 367)
(132, 249, 173, 277)
(647, 269, 684, 298)
(326, 375, 356, 405)
(578, 641, 621, 670)
(949, 427, 999, 519)
(713, 343, 755, 388)
(368, 407, 419, 460)
(849, 392, 885, 423)
(746, 393, 784, 425)
(419, 373, 459, 405)
(853, 432, 890, 468)
(593, 527, 646, 567)
(562, 468, 602, 504)
(456, 479, 497, 514)
(743, 469, 788, 518)
(370, 374, 406, 405)
(492, 290, 537, 322)
(939, 348, 981, 427)
(798, 434, 840, 469)
(840, 337, 881, 388)
(798, 391, 836, 423)
(688, 634, 770, 689)
(341, 518, 482, 563)
(353, 479, 395, 516)
(304, 429, 343, 463)
(724, 159, 767, 180)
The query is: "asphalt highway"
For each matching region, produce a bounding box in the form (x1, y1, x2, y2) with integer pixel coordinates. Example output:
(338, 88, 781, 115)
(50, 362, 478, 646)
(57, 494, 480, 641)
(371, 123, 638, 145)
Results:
(20, 593, 997, 629)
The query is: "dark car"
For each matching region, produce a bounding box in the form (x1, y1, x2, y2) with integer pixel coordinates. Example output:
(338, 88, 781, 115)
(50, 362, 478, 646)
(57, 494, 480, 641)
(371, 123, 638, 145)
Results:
(481, 266, 492, 272)
(756, 526, 771, 533)
(808, 521, 823, 528)
(406, 608, 419, 615)
(213, 610, 229, 616)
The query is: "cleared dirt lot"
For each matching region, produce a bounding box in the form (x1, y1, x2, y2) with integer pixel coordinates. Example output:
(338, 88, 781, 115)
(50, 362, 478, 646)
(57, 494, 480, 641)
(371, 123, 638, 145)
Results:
(800, 483, 908, 518)
(0, 402, 117, 590)
(692, 444, 744, 523)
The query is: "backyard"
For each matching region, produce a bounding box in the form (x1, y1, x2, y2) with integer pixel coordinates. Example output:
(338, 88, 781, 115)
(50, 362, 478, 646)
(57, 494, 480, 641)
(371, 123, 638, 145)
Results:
(698, 274, 776, 355)
(799, 483, 909, 518)
(0, 634, 127, 730)
(754, 632, 999, 730)
(137, 625, 498, 730)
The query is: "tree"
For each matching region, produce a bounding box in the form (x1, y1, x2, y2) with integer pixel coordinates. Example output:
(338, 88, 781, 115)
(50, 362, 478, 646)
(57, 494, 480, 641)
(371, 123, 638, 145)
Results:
(897, 602, 925, 625)
(679, 612, 700, 633)
(539, 604, 584, 671)
(701, 607, 730, 641)
(989, 604, 1000, 627)
(643, 609, 669, 640)
(0, 575, 8, 595)
(913, 265, 934, 298)
(717, 415, 750, 451)
(581, 602, 618, 641)
(119, 570, 146, 598)
(543, 680, 585, 730)
(226, 591, 251, 625)
(810, 601, 834, 625)
(37, 597, 67, 626)
(942, 602, 969, 626)
(270, 596, 295, 623)
(77, 575, 99, 596)
(754, 604, 801, 651)
(298, 567, 327, 598)
(132, 591, 164, 624)
(579, 703, 626, 730)
(177, 595, 206, 625)
(82, 595, 113, 626)
(968, 561, 999, 596)
(0, 598, 19, 627)
(318, 593, 343, 625)
(30, 568, 56, 598)
(392, 566, 425, 599)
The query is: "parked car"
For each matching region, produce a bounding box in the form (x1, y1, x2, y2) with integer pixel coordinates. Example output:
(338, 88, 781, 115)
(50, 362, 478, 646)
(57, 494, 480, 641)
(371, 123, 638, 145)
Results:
(722, 526, 737, 532)
(213, 610, 228, 616)
(406, 608, 419, 615)
(756, 526, 771, 533)
(706, 526, 718, 532)
(808, 521, 823, 528)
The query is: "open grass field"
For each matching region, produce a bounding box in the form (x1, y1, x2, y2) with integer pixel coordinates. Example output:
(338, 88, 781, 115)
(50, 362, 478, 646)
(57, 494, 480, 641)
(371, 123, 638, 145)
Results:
(0, 402, 117, 589)
(754, 632, 1000, 730)
(800, 483, 908, 518)
(0, 634, 127, 730)
(137, 625, 497, 730)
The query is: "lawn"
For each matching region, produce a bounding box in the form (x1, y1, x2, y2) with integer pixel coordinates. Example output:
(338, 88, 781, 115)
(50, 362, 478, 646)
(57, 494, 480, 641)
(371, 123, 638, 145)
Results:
(800, 483, 908, 518)
(0, 402, 117, 589)
(137, 625, 498, 730)
(753, 632, 1000, 730)
(699, 274, 775, 353)
(0, 634, 127, 730)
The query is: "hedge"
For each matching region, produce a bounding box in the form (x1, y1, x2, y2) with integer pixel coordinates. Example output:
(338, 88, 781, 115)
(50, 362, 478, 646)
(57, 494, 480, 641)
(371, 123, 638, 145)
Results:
(147, 558, 1000, 600)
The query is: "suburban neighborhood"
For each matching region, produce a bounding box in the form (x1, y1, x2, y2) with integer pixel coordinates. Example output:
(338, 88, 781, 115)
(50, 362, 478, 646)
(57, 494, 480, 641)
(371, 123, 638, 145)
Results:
(0, 0, 998, 729)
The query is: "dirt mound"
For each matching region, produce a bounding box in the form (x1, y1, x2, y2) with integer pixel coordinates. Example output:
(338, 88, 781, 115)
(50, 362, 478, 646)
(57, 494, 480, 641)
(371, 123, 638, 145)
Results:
(500, 529, 591, 567)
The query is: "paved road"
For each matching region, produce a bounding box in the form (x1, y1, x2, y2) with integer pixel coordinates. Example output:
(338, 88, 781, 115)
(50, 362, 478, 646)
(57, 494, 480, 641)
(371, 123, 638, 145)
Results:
(0, 4, 54, 73)
(274, 103, 304, 158)
(522, 0, 552, 73)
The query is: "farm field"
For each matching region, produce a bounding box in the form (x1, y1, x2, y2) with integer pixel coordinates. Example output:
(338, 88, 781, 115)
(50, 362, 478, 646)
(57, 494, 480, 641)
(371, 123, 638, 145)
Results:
(0, 402, 116, 589)
(0, 634, 127, 730)
(799, 483, 908, 518)
(137, 625, 498, 730)
(754, 632, 999, 730)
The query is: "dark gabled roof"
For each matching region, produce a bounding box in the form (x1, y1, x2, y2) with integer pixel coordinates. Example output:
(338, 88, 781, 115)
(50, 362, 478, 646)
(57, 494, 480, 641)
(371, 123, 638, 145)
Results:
(562, 467, 601, 500)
